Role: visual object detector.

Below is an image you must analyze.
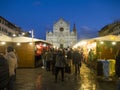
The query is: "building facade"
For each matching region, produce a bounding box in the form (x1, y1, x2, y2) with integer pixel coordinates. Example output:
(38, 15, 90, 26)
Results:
(99, 21, 120, 36)
(46, 18, 77, 48)
(0, 16, 28, 37)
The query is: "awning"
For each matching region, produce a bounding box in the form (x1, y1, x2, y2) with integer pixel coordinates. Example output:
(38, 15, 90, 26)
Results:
(0, 34, 12, 42)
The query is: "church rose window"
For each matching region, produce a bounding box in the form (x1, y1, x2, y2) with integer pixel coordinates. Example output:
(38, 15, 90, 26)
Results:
(60, 27, 64, 32)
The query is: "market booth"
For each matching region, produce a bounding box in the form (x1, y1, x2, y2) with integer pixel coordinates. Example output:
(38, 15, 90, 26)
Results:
(73, 35, 120, 76)
(0, 34, 52, 68)
(73, 35, 120, 61)
(12, 36, 52, 68)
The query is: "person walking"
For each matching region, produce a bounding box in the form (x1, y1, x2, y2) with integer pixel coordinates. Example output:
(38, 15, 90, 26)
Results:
(55, 49, 66, 82)
(72, 49, 82, 75)
(41, 49, 46, 68)
(67, 48, 73, 67)
(0, 52, 9, 90)
(45, 49, 53, 71)
(51, 49, 57, 74)
(5, 46, 18, 90)
(115, 50, 120, 78)
(116, 50, 120, 90)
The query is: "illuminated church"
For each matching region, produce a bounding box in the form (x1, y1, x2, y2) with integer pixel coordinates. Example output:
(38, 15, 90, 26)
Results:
(46, 18, 77, 48)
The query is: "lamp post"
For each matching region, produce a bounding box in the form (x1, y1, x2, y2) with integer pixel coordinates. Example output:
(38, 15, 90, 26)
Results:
(29, 29, 35, 67)
(31, 30, 34, 44)
(31, 30, 34, 39)
(29, 30, 34, 43)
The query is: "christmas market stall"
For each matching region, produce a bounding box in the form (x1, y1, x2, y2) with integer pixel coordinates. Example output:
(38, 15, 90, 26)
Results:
(73, 35, 120, 77)
(0, 34, 52, 68)
(12, 36, 52, 68)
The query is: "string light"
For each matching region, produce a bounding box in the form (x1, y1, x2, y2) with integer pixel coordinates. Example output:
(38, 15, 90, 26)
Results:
(1, 42, 6, 45)
(17, 43, 21, 46)
(112, 42, 116, 45)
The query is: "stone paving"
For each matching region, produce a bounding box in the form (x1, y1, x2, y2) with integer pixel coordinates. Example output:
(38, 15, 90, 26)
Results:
(15, 63, 118, 90)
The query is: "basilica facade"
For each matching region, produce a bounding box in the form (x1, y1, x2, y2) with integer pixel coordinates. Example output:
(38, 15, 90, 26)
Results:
(46, 18, 77, 48)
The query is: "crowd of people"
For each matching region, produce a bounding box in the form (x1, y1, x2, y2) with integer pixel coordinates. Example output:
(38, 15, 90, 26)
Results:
(0, 46, 83, 89)
(1, 46, 120, 89)
(41, 48, 83, 83)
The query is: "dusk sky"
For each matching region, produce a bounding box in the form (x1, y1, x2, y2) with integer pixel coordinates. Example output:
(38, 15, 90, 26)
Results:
(0, 0, 120, 40)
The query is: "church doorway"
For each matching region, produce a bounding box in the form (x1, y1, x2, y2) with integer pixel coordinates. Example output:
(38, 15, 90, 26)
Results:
(60, 44, 63, 48)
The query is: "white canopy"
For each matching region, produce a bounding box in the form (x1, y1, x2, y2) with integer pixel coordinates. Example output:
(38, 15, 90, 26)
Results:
(0, 34, 12, 42)
(91, 35, 120, 42)
(12, 36, 42, 42)
(73, 35, 120, 48)
(0, 34, 51, 44)
(12, 36, 51, 44)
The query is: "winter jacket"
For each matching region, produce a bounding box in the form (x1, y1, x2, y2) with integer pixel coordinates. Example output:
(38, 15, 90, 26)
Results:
(72, 51, 81, 65)
(5, 52, 18, 76)
(55, 53, 66, 68)
(0, 55, 9, 89)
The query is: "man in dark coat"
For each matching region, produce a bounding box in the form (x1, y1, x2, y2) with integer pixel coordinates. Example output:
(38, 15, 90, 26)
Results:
(0, 53, 9, 89)
(72, 50, 82, 74)
(115, 50, 120, 78)
(55, 49, 66, 82)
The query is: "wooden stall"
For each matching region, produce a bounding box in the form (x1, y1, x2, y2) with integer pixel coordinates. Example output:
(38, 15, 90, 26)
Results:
(96, 41, 120, 59)
(73, 35, 120, 69)
(12, 36, 52, 68)
(13, 43, 35, 68)
(0, 34, 52, 68)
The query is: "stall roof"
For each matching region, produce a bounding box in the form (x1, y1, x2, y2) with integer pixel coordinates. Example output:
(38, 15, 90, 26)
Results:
(73, 35, 120, 48)
(12, 36, 52, 44)
(12, 36, 41, 42)
(91, 35, 120, 41)
(0, 34, 52, 45)
(0, 34, 12, 42)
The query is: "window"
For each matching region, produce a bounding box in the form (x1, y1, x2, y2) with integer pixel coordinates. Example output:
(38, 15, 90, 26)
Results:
(0, 19, 1, 23)
(4, 28, 7, 33)
(2, 28, 4, 31)
(60, 22, 63, 24)
(8, 32, 12, 36)
(59, 27, 64, 32)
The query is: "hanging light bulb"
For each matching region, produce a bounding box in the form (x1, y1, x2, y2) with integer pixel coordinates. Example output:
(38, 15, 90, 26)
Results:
(112, 42, 116, 45)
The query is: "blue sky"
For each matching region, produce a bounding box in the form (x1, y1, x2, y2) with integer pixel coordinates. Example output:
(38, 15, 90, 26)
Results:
(0, 0, 120, 40)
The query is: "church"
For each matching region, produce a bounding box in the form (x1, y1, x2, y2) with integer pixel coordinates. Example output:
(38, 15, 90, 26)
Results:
(46, 18, 77, 48)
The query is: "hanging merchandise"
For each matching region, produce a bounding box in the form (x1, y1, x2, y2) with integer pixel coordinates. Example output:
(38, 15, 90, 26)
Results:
(108, 59, 116, 76)
(102, 60, 109, 79)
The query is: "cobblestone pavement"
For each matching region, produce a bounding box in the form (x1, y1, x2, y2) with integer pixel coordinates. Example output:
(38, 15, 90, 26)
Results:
(15, 63, 118, 90)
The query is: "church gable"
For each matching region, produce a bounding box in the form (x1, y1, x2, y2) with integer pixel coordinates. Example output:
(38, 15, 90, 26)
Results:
(46, 18, 77, 48)
(54, 18, 69, 26)
(53, 18, 70, 33)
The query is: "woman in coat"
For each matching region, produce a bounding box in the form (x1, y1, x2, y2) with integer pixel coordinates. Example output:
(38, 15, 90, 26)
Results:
(5, 46, 18, 90)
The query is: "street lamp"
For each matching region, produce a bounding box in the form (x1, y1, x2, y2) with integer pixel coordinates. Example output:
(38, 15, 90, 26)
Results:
(29, 30, 34, 43)
(29, 30, 35, 67)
